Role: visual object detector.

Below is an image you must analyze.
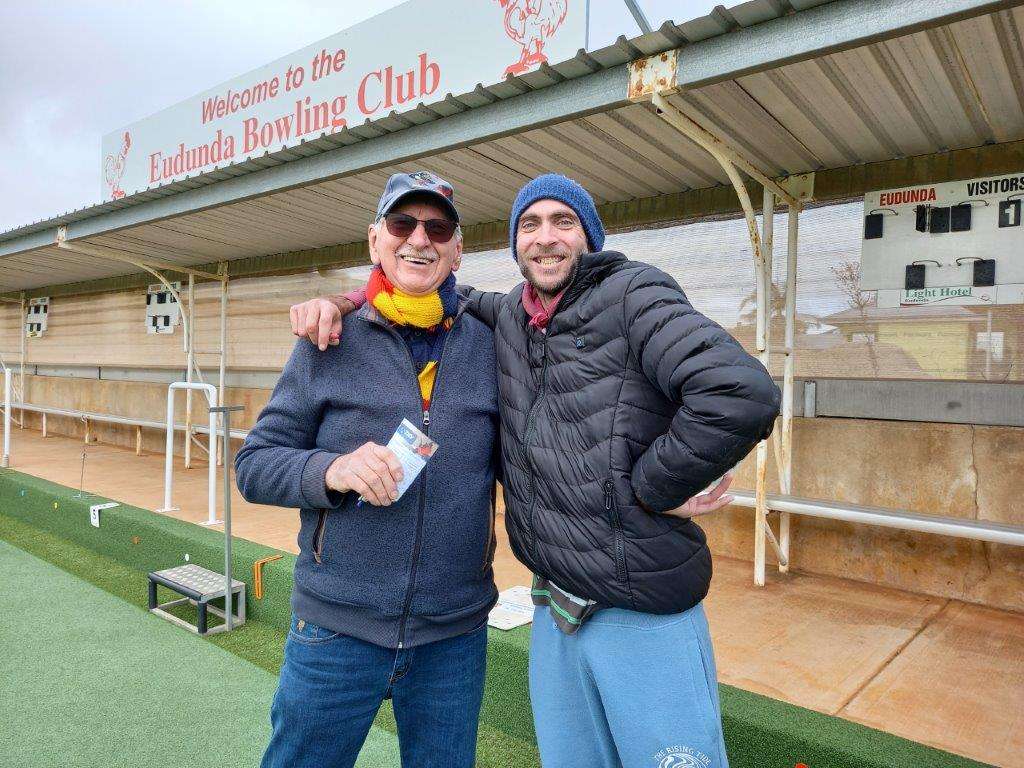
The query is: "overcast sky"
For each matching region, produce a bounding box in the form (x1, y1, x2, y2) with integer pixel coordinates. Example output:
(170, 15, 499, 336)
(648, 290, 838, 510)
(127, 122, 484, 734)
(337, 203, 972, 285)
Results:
(0, 0, 722, 234)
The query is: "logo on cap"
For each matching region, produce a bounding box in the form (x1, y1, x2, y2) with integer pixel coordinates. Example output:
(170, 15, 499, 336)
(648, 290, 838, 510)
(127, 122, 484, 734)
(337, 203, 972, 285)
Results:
(377, 171, 459, 222)
(408, 171, 454, 199)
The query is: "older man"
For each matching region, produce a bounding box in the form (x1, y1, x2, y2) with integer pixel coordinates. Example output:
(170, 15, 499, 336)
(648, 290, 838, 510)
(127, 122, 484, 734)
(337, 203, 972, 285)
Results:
(292, 174, 781, 767)
(236, 171, 500, 768)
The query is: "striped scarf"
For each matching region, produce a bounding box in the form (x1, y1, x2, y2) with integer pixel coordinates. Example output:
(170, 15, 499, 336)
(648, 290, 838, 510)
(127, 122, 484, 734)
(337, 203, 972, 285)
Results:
(367, 267, 459, 410)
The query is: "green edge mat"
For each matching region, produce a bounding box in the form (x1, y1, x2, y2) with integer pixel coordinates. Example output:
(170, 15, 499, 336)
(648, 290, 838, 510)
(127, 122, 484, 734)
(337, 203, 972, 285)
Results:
(0, 468, 993, 768)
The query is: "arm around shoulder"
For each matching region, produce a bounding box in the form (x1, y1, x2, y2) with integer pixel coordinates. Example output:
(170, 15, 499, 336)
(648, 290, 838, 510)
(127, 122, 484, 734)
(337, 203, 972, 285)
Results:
(456, 284, 505, 329)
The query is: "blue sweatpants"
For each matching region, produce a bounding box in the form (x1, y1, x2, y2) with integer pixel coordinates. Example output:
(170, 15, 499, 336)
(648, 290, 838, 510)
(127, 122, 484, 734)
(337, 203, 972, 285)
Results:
(529, 602, 729, 768)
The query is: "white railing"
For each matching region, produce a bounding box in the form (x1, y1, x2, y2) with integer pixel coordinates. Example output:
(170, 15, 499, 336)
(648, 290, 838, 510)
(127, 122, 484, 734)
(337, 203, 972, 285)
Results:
(13, 402, 248, 440)
(158, 383, 219, 526)
(0, 398, 249, 482)
(729, 491, 1024, 548)
(5, 396, 1022, 551)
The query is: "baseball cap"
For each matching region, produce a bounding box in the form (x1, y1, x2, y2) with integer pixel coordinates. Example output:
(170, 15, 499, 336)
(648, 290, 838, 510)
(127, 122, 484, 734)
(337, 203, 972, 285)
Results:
(375, 171, 459, 223)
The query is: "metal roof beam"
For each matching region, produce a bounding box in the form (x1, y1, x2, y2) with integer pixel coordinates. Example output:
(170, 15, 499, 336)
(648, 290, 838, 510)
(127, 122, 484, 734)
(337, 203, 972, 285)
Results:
(651, 92, 801, 207)
(0, 230, 53, 259)
(55, 229, 224, 282)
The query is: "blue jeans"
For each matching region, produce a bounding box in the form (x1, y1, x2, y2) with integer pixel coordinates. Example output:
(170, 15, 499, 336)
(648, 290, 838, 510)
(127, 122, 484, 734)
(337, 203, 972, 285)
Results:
(529, 602, 729, 768)
(261, 615, 488, 768)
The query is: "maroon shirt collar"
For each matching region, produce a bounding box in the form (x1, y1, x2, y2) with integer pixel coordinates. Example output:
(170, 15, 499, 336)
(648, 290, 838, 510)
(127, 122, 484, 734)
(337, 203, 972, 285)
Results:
(522, 283, 565, 330)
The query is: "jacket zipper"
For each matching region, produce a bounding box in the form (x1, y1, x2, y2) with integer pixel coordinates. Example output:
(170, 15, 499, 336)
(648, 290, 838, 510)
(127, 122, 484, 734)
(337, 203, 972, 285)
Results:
(604, 479, 627, 583)
(482, 483, 496, 575)
(396, 407, 430, 650)
(311, 313, 429, 570)
(368, 310, 461, 650)
(521, 335, 549, 558)
(312, 509, 328, 564)
(520, 277, 581, 559)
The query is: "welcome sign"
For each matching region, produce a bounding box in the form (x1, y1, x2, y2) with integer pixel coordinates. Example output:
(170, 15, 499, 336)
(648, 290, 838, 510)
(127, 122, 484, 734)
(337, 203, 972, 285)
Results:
(101, 0, 586, 200)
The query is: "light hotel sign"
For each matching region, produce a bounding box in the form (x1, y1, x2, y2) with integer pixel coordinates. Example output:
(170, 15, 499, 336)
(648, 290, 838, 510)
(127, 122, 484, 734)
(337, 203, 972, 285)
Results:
(101, 0, 586, 200)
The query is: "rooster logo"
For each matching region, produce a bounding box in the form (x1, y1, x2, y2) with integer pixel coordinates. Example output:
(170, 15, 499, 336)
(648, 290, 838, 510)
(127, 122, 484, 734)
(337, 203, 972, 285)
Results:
(495, 0, 569, 78)
(104, 131, 131, 200)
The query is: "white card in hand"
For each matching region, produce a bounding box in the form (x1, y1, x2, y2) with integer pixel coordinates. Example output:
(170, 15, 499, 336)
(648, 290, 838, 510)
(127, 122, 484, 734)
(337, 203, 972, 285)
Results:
(359, 418, 438, 505)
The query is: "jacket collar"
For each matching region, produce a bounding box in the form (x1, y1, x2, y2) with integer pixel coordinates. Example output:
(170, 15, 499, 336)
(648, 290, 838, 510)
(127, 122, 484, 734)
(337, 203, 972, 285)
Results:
(557, 250, 628, 312)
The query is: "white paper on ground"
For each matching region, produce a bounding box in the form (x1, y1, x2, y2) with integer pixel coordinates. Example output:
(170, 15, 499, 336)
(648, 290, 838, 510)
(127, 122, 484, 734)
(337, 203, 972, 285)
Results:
(487, 585, 535, 630)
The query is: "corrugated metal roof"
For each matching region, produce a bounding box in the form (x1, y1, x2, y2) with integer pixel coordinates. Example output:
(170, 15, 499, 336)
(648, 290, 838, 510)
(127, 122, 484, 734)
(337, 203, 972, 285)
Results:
(4, 0, 1023, 293)
(0, 0, 835, 245)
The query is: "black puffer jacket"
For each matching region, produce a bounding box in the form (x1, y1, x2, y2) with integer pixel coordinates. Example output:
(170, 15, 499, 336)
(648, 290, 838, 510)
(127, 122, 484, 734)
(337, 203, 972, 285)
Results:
(469, 251, 781, 614)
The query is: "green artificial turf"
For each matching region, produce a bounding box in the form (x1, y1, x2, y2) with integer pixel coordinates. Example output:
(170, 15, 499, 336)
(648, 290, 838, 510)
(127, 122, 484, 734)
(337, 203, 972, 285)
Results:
(0, 539, 400, 768)
(0, 469, 539, 767)
(0, 467, 994, 768)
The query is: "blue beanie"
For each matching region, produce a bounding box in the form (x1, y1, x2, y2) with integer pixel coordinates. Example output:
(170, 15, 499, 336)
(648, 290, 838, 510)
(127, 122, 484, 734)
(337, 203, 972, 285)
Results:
(509, 174, 605, 260)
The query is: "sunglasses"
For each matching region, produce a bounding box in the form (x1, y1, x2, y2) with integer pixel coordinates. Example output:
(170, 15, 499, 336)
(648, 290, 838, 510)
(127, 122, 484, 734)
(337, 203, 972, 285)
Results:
(382, 213, 458, 244)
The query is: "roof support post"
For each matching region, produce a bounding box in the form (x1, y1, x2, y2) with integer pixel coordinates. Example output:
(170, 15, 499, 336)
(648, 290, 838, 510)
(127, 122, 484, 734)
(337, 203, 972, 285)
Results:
(217, 262, 228, 467)
(57, 230, 194, 346)
(650, 92, 801, 208)
(647, 89, 793, 582)
(18, 290, 25, 430)
(185, 274, 195, 470)
(1, 294, 28, 431)
(2, 366, 10, 467)
(756, 186, 776, 586)
(778, 205, 799, 573)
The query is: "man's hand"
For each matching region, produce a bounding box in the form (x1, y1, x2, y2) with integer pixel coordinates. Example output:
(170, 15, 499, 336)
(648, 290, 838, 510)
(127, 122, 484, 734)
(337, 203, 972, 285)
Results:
(661, 474, 734, 519)
(325, 442, 404, 507)
(290, 297, 352, 351)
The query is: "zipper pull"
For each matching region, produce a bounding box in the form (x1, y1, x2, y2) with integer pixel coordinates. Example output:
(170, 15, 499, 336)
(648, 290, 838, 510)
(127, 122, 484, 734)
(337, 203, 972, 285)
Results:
(422, 409, 430, 429)
(604, 480, 613, 510)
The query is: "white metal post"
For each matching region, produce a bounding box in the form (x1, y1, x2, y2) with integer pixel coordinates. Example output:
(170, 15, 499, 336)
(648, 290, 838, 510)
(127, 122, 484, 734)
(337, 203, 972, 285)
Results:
(754, 187, 774, 586)
(158, 382, 219, 525)
(2, 367, 10, 467)
(218, 264, 228, 467)
(19, 292, 26, 429)
(779, 205, 799, 572)
(185, 275, 195, 469)
(213, 404, 244, 630)
(759, 187, 773, 366)
(223, 407, 233, 630)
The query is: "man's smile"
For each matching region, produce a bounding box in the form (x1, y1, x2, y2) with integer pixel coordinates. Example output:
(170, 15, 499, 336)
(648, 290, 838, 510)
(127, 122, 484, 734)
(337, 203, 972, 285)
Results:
(532, 254, 566, 267)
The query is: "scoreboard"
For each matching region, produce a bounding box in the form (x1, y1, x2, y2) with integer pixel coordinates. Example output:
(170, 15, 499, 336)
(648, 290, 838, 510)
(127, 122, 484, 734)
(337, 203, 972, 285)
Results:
(861, 173, 1023, 308)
